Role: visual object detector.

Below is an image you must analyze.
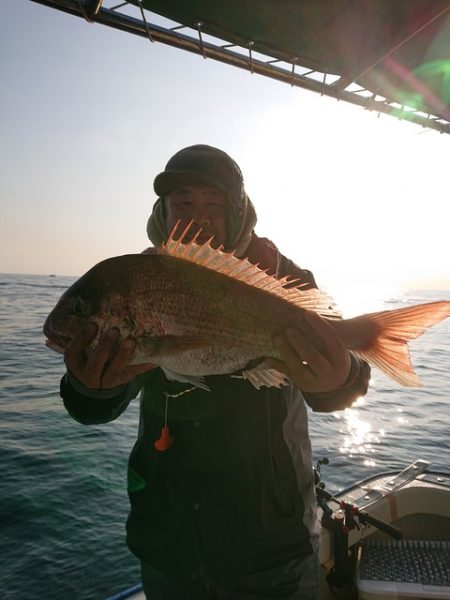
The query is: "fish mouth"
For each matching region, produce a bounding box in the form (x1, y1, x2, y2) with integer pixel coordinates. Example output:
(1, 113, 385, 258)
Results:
(43, 326, 71, 353)
(45, 337, 66, 354)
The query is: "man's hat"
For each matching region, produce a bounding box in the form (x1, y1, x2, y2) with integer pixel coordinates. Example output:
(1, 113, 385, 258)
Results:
(153, 144, 245, 213)
(149, 144, 256, 255)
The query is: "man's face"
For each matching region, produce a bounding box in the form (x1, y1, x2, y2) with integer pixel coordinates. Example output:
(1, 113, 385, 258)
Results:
(165, 185, 228, 248)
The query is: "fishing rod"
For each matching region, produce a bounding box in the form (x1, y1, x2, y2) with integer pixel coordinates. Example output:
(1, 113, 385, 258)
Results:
(316, 486, 403, 540)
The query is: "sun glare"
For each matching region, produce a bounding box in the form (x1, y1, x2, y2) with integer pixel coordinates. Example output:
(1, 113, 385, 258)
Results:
(323, 282, 405, 318)
(241, 92, 450, 296)
(338, 406, 380, 460)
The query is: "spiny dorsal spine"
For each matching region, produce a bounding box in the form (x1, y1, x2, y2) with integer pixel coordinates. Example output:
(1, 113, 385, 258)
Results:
(159, 221, 341, 318)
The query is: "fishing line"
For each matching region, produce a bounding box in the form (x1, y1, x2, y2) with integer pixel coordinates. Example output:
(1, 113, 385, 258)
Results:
(154, 385, 196, 451)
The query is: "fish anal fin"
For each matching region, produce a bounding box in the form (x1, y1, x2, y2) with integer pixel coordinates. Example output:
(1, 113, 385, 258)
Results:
(235, 362, 290, 389)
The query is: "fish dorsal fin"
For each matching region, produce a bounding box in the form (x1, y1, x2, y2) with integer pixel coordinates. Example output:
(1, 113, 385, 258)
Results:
(159, 221, 341, 318)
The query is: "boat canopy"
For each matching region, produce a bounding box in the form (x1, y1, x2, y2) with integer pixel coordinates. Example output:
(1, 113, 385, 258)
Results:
(32, 0, 450, 134)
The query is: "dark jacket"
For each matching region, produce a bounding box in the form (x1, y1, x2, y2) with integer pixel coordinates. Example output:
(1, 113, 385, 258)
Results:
(60, 235, 370, 582)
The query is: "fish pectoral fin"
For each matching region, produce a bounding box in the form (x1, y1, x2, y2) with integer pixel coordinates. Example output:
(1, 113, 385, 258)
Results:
(139, 334, 210, 356)
(162, 368, 210, 391)
(236, 361, 291, 389)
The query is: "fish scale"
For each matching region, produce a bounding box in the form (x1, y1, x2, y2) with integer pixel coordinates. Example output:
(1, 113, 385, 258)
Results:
(130, 255, 287, 374)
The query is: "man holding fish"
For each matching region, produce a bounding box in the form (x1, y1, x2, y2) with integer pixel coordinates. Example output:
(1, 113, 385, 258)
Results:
(54, 145, 380, 598)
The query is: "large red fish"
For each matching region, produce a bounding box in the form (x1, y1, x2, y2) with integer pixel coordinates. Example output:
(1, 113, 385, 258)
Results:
(44, 223, 450, 389)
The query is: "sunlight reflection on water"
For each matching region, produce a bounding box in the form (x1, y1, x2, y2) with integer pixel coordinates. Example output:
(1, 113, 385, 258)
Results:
(338, 401, 381, 465)
(317, 283, 424, 471)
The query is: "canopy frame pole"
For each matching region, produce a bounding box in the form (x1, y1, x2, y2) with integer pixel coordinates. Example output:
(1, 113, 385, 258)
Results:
(136, 0, 154, 42)
(196, 21, 206, 59)
(77, 0, 102, 22)
(29, 0, 450, 134)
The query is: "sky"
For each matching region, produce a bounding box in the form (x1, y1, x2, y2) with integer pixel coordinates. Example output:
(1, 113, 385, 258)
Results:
(1, 2, 450, 311)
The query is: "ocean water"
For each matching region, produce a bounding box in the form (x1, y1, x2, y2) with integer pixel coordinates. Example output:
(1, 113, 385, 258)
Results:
(1, 273, 449, 599)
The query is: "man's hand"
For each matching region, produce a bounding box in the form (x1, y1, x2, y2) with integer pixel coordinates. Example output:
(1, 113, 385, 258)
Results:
(64, 323, 158, 390)
(267, 310, 351, 393)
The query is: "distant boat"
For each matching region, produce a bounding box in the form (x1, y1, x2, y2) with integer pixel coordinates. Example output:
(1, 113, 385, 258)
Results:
(49, 274, 56, 277)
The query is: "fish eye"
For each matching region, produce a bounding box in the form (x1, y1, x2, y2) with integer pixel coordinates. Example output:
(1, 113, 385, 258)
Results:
(72, 296, 92, 317)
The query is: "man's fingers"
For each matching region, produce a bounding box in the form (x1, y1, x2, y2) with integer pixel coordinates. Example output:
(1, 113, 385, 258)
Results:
(64, 326, 158, 390)
(285, 328, 328, 375)
(273, 329, 327, 377)
(65, 322, 97, 356)
(264, 357, 290, 376)
(101, 337, 138, 387)
(300, 311, 345, 361)
(107, 337, 137, 370)
(271, 312, 352, 392)
(101, 338, 159, 388)
(271, 310, 352, 392)
(273, 333, 299, 367)
(64, 322, 97, 377)
(75, 321, 97, 345)
(83, 328, 120, 385)
(302, 311, 351, 379)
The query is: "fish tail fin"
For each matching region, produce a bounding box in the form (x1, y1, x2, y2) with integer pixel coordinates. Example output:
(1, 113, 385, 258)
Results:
(355, 301, 450, 387)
